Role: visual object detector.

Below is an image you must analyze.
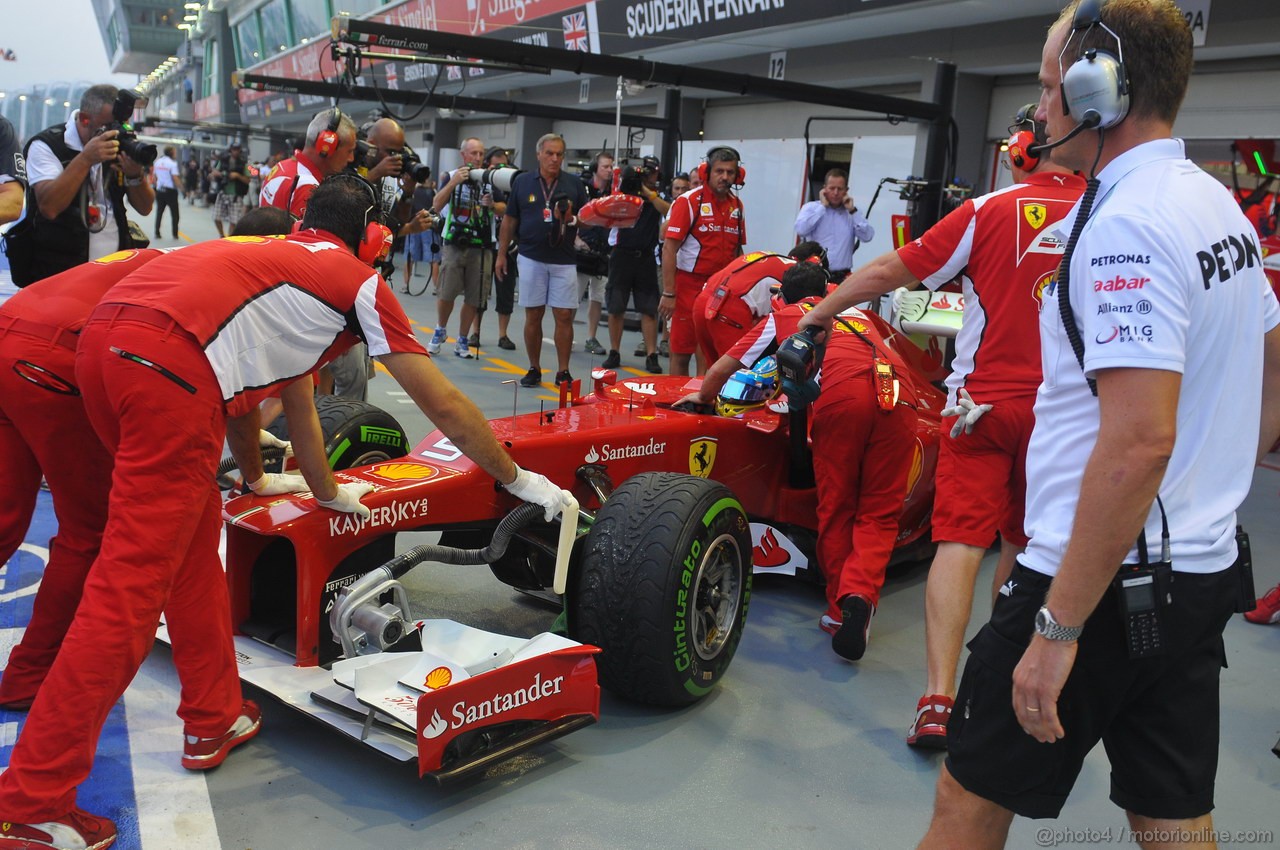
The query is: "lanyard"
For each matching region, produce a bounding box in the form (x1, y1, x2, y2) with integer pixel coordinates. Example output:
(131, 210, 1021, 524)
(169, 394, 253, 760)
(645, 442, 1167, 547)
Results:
(539, 175, 558, 209)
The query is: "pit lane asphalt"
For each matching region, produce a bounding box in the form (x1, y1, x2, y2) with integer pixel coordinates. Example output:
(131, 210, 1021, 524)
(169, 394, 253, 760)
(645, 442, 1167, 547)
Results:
(27, 202, 1280, 850)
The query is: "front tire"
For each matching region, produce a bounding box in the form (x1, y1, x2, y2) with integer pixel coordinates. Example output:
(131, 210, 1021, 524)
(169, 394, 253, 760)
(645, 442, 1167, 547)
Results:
(266, 396, 410, 471)
(573, 472, 751, 706)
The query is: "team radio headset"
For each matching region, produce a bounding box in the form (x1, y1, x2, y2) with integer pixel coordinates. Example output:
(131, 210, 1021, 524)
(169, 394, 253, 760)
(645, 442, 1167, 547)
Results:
(298, 171, 393, 266)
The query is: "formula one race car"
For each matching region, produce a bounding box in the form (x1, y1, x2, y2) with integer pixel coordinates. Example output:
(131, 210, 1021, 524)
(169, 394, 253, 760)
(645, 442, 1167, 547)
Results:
(200, 303, 951, 782)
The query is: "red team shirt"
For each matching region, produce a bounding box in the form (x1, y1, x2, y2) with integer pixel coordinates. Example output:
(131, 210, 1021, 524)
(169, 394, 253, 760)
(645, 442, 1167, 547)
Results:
(258, 151, 324, 219)
(897, 171, 1087, 402)
(665, 186, 747, 278)
(2, 248, 166, 330)
(101, 232, 426, 416)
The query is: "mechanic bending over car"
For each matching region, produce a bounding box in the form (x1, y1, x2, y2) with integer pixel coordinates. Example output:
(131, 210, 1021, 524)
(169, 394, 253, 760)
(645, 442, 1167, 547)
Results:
(0, 175, 569, 850)
(798, 105, 1085, 749)
(0, 205, 294, 714)
(680, 261, 919, 662)
(690, 239, 828, 365)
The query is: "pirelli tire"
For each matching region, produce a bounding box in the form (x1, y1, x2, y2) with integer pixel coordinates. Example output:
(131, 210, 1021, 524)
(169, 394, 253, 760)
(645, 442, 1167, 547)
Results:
(265, 396, 410, 471)
(573, 472, 751, 707)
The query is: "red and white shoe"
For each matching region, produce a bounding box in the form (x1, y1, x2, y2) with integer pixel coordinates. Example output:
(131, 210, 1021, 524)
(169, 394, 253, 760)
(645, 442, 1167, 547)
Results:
(1244, 582, 1280, 625)
(0, 807, 116, 849)
(182, 699, 261, 770)
(818, 614, 841, 636)
(906, 694, 953, 750)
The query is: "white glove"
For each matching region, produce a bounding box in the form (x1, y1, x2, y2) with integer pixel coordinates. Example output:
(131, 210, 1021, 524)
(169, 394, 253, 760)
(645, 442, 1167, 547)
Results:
(258, 430, 294, 458)
(941, 389, 993, 438)
(503, 466, 569, 522)
(247, 472, 309, 496)
(317, 482, 374, 519)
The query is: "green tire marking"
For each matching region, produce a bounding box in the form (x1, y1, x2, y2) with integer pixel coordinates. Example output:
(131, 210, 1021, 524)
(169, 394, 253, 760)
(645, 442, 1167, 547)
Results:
(684, 679, 713, 697)
(702, 496, 741, 527)
(328, 438, 351, 467)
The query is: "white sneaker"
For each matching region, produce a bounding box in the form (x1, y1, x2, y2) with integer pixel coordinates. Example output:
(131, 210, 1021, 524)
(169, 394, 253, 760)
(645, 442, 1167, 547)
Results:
(427, 326, 447, 355)
(454, 338, 474, 359)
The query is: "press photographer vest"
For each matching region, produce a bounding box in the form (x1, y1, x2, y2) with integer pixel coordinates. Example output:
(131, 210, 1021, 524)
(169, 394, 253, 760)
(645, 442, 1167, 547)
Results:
(442, 176, 490, 248)
(20, 124, 130, 283)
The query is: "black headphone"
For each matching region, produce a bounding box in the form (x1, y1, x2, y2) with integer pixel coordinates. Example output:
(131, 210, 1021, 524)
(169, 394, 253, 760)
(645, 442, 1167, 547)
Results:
(1058, 0, 1130, 129)
(698, 146, 746, 186)
(316, 107, 343, 158)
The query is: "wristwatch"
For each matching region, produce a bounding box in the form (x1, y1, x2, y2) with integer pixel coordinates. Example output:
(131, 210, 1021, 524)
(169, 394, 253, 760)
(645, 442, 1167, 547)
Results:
(1034, 606, 1083, 641)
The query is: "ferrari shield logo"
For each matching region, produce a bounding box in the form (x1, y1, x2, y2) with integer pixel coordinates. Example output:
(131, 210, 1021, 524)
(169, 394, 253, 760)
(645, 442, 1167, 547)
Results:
(1023, 202, 1048, 230)
(689, 437, 717, 478)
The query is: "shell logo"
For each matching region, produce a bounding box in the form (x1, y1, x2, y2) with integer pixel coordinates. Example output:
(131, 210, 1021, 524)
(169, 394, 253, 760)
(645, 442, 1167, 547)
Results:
(905, 438, 925, 499)
(222, 235, 274, 244)
(91, 249, 141, 265)
(421, 709, 448, 740)
(365, 462, 438, 482)
(423, 666, 452, 690)
(1032, 270, 1055, 310)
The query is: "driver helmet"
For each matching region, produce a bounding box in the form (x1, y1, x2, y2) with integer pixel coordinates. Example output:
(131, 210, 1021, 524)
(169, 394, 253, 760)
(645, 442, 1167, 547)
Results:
(716, 355, 781, 417)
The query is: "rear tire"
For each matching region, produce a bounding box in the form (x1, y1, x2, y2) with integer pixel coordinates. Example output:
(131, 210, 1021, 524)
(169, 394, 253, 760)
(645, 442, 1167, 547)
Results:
(572, 472, 751, 706)
(266, 396, 410, 471)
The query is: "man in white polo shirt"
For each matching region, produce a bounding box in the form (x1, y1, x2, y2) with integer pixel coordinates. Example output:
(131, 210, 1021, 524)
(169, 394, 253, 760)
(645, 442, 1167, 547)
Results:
(917, 2, 1280, 847)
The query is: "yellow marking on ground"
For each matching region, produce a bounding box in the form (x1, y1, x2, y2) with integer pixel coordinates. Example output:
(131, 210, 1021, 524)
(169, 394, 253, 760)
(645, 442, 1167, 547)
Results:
(177, 231, 195, 243)
(481, 357, 530, 376)
(621, 367, 648, 376)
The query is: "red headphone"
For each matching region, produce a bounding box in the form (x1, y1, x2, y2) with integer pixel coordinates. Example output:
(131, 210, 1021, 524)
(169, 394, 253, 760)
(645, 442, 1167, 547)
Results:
(315, 108, 343, 158)
(1006, 130, 1041, 171)
(697, 146, 746, 186)
(295, 173, 393, 266)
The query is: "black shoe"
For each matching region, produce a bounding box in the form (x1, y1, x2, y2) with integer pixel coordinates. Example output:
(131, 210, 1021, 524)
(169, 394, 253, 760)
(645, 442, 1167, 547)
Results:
(554, 370, 572, 386)
(519, 367, 541, 388)
(659, 339, 670, 357)
(645, 353, 662, 374)
(602, 350, 621, 369)
(468, 333, 480, 347)
(498, 336, 517, 350)
(831, 595, 875, 661)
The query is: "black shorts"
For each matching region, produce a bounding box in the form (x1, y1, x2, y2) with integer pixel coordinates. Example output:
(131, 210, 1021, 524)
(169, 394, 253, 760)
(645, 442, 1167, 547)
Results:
(946, 561, 1237, 820)
(605, 248, 659, 317)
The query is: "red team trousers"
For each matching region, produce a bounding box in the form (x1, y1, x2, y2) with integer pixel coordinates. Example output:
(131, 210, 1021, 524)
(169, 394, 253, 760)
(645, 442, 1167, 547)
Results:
(0, 319, 112, 705)
(810, 383, 918, 618)
(0, 306, 243, 821)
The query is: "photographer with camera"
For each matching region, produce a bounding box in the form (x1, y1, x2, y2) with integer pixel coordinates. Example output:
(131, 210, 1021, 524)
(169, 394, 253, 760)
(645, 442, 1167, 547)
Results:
(468, 145, 518, 350)
(601, 157, 669, 373)
(11, 84, 154, 285)
(575, 151, 614, 355)
(428, 136, 493, 359)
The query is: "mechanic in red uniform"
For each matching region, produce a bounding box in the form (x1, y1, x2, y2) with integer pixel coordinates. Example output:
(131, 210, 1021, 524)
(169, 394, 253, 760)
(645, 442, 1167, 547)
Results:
(258, 107, 357, 219)
(681, 261, 919, 661)
(0, 176, 569, 850)
(661, 146, 746, 376)
(691, 240, 826, 365)
(0, 207, 294, 712)
(799, 105, 1086, 748)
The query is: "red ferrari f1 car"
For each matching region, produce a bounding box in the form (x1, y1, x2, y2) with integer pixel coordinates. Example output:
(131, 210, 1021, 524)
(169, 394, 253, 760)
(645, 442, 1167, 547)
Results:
(202, 304, 950, 781)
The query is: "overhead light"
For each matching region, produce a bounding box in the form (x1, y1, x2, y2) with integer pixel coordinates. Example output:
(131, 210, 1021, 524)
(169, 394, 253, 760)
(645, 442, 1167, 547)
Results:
(183, 14, 196, 21)
(178, 22, 191, 29)
(63, 101, 70, 107)
(184, 2, 201, 8)
(19, 95, 27, 101)
(45, 98, 54, 105)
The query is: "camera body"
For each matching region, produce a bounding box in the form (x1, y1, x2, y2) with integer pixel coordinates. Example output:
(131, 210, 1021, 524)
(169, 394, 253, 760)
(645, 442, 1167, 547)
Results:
(400, 145, 431, 183)
(109, 89, 158, 167)
(614, 156, 660, 196)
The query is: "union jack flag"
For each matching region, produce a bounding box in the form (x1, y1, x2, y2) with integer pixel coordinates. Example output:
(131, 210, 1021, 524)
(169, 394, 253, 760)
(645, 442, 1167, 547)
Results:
(563, 11, 588, 52)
